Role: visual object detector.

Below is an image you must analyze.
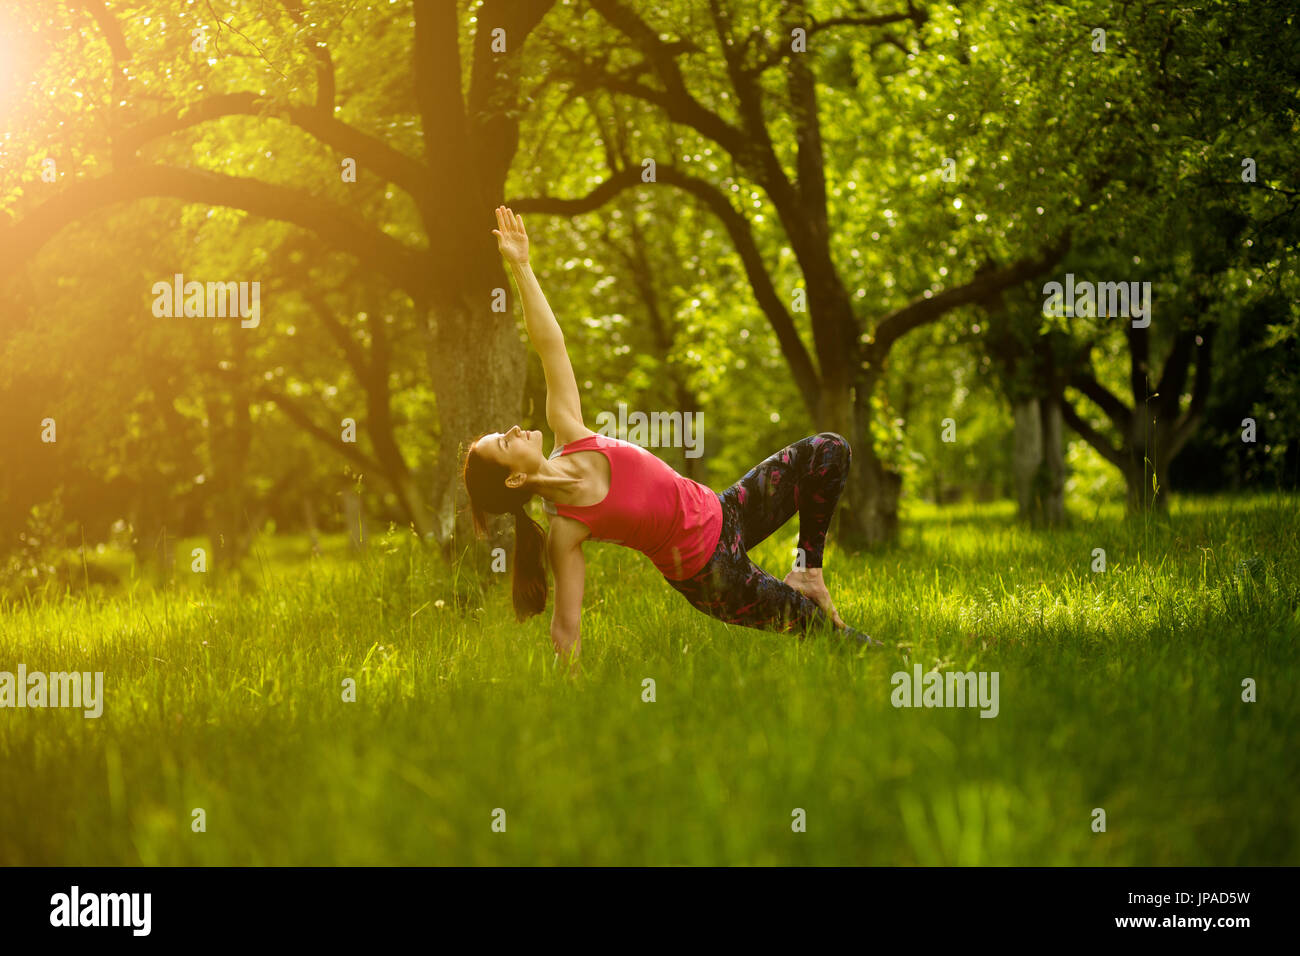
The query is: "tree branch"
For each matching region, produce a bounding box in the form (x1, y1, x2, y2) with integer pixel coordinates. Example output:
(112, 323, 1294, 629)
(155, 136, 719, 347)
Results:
(1068, 370, 1132, 432)
(466, 0, 557, 193)
(509, 163, 823, 412)
(1155, 327, 1196, 416)
(304, 290, 373, 384)
(872, 234, 1072, 357)
(580, 0, 754, 163)
(116, 93, 432, 208)
(508, 166, 645, 215)
(0, 165, 428, 293)
(750, 8, 919, 73)
(413, 0, 469, 176)
(656, 165, 822, 413)
(784, 2, 829, 221)
(276, 0, 336, 109)
(1060, 398, 1125, 469)
(73, 0, 131, 63)
(118, 91, 266, 149)
(255, 385, 383, 474)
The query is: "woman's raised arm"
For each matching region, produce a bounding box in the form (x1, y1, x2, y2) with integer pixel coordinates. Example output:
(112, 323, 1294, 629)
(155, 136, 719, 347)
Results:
(493, 206, 592, 446)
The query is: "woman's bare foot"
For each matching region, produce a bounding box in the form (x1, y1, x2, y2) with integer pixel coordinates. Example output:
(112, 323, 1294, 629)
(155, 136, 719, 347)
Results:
(783, 567, 845, 629)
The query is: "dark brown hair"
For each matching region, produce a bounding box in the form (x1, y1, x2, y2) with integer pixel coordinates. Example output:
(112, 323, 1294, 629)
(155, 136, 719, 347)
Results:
(462, 434, 547, 621)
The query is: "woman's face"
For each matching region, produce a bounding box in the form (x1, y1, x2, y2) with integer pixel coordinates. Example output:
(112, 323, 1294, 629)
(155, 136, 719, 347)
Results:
(475, 426, 545, 487)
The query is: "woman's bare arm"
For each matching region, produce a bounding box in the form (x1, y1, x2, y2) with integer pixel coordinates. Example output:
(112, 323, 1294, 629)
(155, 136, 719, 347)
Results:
(547, 516, 587, 660)
(493, 206, 592, 446)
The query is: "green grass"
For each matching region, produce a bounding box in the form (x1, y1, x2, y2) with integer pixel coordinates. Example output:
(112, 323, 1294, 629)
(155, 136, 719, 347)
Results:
(1, 494, 1297, 865)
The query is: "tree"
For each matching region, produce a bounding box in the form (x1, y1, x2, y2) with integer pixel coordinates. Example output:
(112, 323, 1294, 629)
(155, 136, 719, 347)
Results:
(510, 0, 1117, 544)
(0, 0, 562, 550)
(1054, 0, 1299, 510)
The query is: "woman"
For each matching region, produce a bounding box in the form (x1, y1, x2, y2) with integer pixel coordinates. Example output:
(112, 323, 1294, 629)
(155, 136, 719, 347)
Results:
(462, 206, 879, 659)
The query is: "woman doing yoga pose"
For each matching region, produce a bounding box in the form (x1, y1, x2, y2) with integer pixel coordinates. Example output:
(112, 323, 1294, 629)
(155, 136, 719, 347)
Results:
(462, 206, 879, 659)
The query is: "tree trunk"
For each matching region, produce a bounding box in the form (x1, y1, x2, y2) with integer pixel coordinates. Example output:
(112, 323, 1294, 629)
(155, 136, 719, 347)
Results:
(202, 355, 253, 577)
(1040, 396, 1066, 525)
(424, 288, 528, 556)
(367, 400, 435, 538)
(825, 373, 901, 548)
(1012, 395, 1067, 525)
(1012, 398, 1044, 520)
(848, 443, 903, 546)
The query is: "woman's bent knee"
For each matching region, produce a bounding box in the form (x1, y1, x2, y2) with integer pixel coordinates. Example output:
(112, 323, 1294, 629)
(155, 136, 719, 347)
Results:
(816, 431, 852, 464)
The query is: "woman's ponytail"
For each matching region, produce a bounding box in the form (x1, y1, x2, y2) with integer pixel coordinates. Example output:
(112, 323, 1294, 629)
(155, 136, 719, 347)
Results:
(510, 503, 548, 621)
(462, 435, 550, 621)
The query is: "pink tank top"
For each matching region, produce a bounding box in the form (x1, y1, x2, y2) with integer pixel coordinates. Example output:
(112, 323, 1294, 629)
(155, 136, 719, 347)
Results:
(545, 435, 722, 580)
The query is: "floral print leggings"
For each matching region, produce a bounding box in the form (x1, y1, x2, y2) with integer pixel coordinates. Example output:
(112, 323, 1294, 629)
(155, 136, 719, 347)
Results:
(666, 432, 852, 636)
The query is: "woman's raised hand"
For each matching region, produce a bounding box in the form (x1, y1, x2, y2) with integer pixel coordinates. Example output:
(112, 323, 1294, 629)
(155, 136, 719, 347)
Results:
(492, 205, 530, 265)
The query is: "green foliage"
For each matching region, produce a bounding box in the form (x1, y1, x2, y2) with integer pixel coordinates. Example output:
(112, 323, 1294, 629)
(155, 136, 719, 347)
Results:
(884, 318, 1014, 502)
(0, 0, 1295, 556)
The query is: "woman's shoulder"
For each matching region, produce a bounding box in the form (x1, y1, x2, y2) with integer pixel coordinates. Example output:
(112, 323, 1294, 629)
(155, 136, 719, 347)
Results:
(546, 512, 591, 543)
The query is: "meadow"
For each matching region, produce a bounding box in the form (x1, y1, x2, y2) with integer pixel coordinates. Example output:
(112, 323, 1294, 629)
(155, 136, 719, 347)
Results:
(1, 495, 1296, 865)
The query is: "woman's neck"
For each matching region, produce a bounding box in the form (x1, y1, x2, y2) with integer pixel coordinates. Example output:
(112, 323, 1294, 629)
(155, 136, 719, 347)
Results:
(528, 455, 588, 505)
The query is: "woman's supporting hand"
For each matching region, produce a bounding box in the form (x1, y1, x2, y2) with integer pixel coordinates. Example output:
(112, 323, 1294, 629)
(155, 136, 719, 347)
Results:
(492, 205, 530, 266)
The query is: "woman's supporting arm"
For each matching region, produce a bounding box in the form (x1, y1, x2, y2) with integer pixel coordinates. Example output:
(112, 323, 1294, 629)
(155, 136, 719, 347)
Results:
(547, 517, 587, 661)
(493, 206, 592, 446)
